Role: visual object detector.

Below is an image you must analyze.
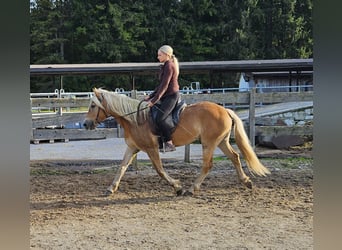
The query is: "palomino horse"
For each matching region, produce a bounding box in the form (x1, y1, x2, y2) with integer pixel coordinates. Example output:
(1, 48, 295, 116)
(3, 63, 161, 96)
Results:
(83, 88, 270, 196)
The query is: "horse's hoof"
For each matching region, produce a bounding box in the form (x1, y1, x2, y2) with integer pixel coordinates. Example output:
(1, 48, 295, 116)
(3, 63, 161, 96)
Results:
(176, 189, 184, 196)
(104, 189, 113, 196)
(183, 190, 194, 196)
(245, 180, 253, 189)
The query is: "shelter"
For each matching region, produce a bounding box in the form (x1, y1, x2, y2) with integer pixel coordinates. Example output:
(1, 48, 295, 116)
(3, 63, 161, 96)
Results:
(239, 71, 313, 92)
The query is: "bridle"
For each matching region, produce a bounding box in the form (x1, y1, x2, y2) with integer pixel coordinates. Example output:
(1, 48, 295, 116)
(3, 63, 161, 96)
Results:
(92, 94, 110, 125)
(91, 92, 195, 137)
(94, 105, 105, 125)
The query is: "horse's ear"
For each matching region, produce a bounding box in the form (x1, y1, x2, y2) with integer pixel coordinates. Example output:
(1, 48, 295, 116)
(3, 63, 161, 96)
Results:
(93, 88, 101, 97)
(92, 88, 103, 102)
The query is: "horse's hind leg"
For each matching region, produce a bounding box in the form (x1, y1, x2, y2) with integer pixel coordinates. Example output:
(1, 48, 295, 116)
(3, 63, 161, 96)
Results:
(106, 146, 139, 195)
(186, 144, 216, 196)
(147, 149, 183, 195)
(218, 138, 252, 188)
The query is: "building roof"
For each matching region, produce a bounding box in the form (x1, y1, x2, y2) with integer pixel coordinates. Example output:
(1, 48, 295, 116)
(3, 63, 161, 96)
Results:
(30, 58, 313, 76)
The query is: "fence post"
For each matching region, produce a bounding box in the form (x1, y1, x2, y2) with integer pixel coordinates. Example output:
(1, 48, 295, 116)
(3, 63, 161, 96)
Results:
(249, 87, 256, 148)
(184, 144, 190, 163)
(30, 98, 33, 142)
(131, 89, 138, 168)
(131, 89, 137, 99)
(57, 89, 63, 116)
(117, 124, 121, 138)
(57, 78, 64, 115)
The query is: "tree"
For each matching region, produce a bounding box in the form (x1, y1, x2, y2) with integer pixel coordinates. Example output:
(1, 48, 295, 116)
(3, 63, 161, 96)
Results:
(30, 0, 313, 92)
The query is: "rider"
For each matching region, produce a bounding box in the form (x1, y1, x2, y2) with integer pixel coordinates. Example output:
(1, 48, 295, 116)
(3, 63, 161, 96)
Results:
(145, 45, 180, 152)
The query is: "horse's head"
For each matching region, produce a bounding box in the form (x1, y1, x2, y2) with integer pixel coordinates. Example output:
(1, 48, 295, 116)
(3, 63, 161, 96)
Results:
(83, 88, 109, 130)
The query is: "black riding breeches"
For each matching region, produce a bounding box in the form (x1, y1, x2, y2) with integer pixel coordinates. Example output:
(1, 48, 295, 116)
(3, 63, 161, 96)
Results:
(155, 92, 180, 141)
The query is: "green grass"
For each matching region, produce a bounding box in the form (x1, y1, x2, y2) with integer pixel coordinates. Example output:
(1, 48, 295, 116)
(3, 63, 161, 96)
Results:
(213, 156, 228, 161)
(261, 157, 313, 169)
(211, 155, 313, 170)
(30, 168, 66, 176)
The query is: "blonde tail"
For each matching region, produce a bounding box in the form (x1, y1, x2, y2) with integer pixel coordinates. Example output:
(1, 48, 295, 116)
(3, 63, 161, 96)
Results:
(226, 109, 270, 176)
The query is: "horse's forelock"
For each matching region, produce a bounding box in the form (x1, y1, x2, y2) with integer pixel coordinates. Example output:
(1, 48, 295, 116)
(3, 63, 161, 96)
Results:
(91, 95, 105, 110)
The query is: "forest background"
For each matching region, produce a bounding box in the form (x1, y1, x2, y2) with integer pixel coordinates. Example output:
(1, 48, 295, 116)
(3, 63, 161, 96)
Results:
(30, 0, 313, 93)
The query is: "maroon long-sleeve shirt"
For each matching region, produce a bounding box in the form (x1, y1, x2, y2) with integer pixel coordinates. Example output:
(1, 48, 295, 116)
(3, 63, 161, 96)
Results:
(149, 60, 179, 105)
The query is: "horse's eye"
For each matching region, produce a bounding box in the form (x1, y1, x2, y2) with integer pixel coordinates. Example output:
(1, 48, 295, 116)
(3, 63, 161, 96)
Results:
(91, 104, 96, 109)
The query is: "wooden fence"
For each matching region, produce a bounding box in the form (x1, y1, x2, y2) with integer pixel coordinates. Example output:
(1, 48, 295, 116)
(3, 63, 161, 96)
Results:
(31, 89, 313, 146)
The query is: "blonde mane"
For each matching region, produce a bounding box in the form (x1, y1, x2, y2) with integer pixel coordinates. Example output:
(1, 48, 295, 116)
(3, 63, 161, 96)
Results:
(95, 88, 150, 124)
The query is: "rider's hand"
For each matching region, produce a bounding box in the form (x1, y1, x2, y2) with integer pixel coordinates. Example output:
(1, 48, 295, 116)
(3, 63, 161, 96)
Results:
(147, 101, 154, 107)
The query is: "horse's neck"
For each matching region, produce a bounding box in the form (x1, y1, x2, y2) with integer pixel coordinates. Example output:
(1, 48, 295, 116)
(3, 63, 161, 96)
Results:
(114, 116, 129, 128)
(106, 93, 141, 125)
(107, 94, 132, 116)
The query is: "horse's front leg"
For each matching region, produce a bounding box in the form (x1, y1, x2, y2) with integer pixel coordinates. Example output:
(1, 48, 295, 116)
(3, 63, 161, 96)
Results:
(147, 148, 183, 196)
(105, 146, 139, 196)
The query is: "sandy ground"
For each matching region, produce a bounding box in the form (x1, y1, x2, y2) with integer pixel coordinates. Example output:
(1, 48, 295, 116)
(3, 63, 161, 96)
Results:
(30, 137, 223, 161)
(30, 144, 313, 250)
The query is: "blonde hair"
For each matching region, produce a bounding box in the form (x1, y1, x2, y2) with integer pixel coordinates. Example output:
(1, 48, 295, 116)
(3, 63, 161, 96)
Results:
(93, 88, 149, 125)
(159, 45, 179, 75)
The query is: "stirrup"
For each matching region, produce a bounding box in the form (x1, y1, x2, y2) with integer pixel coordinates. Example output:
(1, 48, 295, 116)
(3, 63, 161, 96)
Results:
(160, 142, 176, 153)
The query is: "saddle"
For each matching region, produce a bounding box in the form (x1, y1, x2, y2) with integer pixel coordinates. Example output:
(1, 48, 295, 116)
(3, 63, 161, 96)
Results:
(150, 98, 187, 147)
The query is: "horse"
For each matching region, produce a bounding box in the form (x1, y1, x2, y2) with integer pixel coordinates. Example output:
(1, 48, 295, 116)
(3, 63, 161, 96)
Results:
(83, 88, 270, 196)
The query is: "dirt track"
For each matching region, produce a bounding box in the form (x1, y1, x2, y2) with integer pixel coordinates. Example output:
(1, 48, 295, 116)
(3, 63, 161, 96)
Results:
(30, 147, 313, 250)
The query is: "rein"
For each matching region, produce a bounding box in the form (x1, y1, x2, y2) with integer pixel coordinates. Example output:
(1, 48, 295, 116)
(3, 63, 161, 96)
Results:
(92, 91, 195, 137)
(122, 100, 149, 117)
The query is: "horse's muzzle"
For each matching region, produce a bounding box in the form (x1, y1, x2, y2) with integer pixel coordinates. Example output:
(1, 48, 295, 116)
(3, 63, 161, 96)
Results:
(83, 119, 96, 130)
